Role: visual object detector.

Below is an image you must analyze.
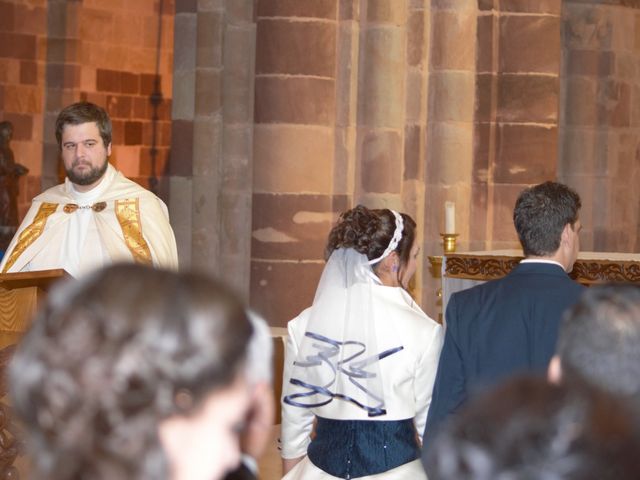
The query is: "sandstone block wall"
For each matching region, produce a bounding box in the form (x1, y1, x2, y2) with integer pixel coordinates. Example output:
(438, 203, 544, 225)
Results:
(560, 0, 640, 252)
(0, 0, 174, 218)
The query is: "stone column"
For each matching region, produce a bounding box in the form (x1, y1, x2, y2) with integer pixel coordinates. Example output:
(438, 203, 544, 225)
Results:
(473, 0, 562, 250)
(423, 0, 477, 314)
(560, 0, 640, 252)
(250, 0, 343, 326)
(169, 1, 256, 297)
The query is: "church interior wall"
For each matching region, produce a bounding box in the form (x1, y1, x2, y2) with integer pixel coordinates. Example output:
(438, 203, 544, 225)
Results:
(1, 0, 639, 324)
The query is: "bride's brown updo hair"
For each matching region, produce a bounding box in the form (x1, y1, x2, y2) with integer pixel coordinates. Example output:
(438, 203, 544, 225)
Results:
(325, 205, 417, 268)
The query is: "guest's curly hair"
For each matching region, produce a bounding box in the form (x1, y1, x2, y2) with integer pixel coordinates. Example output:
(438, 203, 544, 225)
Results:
(325, 205, 417, 270)
(9, 264, 253, 480)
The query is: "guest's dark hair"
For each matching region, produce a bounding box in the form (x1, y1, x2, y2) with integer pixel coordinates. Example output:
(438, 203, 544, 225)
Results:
(55, 101, 112, 149)
(513, 181, 581, 256)
(424, 376, 640, 480)
(325, 205, 416, 270)
(558, 283, 640, 401)
(9, 264, 253, 480)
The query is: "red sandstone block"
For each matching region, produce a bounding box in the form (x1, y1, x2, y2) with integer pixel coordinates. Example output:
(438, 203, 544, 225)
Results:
(195, 69, 221, 116)
(597, 79, 631, 128)
(120, 71, 139, 94)
(169, 119, 193, 175)
(132, 96, 148, 118)
(257, 0, 336, 19)
(476, 14, 495, 73)
(157, 98, 172, 121)
(499, 16, 561, 74)
(475, 73, 497, 122)
(124, 121, 143, 145)
(13, 3, 46, 35)
(493, 124, 558, 183)
(407, 10, 425, 67)
(3, 84, 42, 113)
(430, 9, 476, 71)
(563, 76, 597, 126)
(360, 129, 403, 194)
(114, 95, 132, 118)
(491, 184, 526, 242)
(140, 73, 158, 95)
(111, 120, 125, 144)
(142, 121, 156, 146)
(175, 0, 197, 14)
(367, 0, 405, 23)
(339, 0, 357, 20)
(78, 8, 114, 42)
(254, 76, 336, 125)
(82, 92, 108, 110)
(2, 113, 32, 141)
(0, 58, 16, 83)
(499, 0, 561, 14)
(473, 122, 491, 183)
(404, 125, 422, 181)
(46, 90, 77, 112)
(0, 32, 36, 60)
(251, 193, 346, 261)
(0, 1, 15, 31)
(250, 259, 324, 327)
(497, 74, 559, 124)
(19, 60, 37, 85)
(46, 63, 80, 89)
(160, 121, 172, 147)
(256, 19, 336, 77)
(157, 0, 175, 16)
(96, 68, 120, 92)
(196, 11, 223, 69)
(139, 146, 153, 175)
(566, 49, 614, 76)
(469, 184, 489, 247)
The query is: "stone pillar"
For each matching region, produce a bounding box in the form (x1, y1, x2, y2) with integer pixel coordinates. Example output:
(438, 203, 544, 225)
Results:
(250, 0, 343, 325)
(560, 0, 640, 252)
(169, 1, 256, 297)
(473, 0, 562, 250)
(424, 0, 477, 313)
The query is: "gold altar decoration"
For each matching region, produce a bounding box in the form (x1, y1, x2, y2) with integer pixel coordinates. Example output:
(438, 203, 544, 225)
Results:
(444, 250, 640, 285)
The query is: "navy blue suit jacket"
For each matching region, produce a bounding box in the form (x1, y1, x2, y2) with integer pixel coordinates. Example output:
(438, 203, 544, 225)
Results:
(422, 262, 584, 453)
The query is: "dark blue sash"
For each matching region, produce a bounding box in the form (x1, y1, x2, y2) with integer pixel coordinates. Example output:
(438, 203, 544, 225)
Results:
(307, 417, 420, 479)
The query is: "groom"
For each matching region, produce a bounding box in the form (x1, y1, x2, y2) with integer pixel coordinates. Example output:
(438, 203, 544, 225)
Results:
(422, 181, 585, 458)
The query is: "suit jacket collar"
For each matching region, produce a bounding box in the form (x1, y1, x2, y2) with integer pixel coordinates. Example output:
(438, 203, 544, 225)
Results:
(510, 261, 569, 278)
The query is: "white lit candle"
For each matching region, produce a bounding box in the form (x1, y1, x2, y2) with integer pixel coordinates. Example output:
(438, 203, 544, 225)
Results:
(444, 201, 455, 234)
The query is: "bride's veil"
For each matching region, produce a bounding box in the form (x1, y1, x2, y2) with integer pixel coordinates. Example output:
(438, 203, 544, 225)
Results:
(283, 248, 401, 416)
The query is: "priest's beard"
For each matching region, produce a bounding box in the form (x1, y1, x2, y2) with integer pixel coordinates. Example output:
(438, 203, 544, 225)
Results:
(66, 158, 108, 186)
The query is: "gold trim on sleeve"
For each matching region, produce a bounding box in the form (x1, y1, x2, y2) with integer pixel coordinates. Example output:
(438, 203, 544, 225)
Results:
(114, 198, 152, 265)
(2, 202, 59, 273)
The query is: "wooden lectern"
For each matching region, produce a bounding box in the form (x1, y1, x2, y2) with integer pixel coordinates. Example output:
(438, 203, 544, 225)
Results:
(0, 269, 69, 348)
(0, 269, 69, 480)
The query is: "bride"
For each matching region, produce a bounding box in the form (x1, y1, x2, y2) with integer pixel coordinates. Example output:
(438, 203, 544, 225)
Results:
(281, 205, 444, 479)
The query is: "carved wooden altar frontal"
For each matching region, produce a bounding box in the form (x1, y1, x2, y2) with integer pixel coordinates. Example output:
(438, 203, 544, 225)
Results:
(445, 253, 640, 285)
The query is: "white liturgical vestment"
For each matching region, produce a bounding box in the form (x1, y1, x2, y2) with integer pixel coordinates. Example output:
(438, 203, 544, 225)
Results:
(0, 164, 178, 276)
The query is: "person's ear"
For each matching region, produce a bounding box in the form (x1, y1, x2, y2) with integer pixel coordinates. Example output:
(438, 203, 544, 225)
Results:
(548, 355, 563, 384)
(388, 252, 400, 273)
(560, 223, 572, 247)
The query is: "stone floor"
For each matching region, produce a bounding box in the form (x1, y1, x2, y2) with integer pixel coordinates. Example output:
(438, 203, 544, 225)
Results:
(257, 424, 282, 480)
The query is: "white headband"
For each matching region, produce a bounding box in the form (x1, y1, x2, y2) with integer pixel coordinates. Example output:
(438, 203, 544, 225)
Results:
(367, 210, 404, 265)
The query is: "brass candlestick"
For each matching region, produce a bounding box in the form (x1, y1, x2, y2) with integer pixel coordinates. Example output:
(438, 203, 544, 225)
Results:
(441, 233, 459, 254)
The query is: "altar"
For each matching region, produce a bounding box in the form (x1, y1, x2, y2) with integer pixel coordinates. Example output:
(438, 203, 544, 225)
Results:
(439, 250, 640, 315)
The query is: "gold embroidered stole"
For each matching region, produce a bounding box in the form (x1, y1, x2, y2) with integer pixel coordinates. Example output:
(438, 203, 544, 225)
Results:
(2, 202, 59, 273)
(114, 199, 152, 265)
